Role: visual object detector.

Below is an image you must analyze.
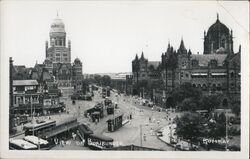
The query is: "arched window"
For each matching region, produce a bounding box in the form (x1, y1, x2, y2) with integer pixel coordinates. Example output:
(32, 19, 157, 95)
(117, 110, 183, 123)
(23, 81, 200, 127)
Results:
(202, 84, 207, 90)
(230, 72, 235, 78)
(221, 39, 226, 48)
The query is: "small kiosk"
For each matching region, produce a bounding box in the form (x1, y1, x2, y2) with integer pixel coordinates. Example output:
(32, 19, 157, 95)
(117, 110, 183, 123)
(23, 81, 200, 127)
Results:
(107, 105, 114, 115)
(107, 113, 123, 132)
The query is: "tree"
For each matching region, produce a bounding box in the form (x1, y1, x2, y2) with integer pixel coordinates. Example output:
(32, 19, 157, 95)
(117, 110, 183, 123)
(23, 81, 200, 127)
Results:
(101, 75, 111, 86)
(201, 95, 220, 112)
(171, 82, 202, 106)
(231, 101, 240, 116)
(94, 74, 102, 85)
(179, 98, 199, 111)
(82, 80, 90, 94)
(207, 113, 226, 138)
(176, 112, 204, 147)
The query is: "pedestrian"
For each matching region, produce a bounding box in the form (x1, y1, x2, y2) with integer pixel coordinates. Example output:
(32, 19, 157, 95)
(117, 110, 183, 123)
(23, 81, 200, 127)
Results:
(143, 134, 146, 141)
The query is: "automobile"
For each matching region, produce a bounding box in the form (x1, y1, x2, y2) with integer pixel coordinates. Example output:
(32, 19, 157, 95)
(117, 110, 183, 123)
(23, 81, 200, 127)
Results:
(156, 130, 163, 137)
(147, 101, 154, 107)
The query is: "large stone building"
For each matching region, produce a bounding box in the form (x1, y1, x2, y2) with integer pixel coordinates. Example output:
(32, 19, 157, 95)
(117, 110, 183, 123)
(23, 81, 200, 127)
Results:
(132, 14, 241, 107)
(30, 14, 83, 87)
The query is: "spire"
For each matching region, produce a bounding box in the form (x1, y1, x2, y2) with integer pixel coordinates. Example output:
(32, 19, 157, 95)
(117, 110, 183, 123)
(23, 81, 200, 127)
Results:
(135, 54, 138, 60)
(217, 13, 219, 20)
(168, 40, 170, 48)
(179, 38, 186, 51)
(141, 52, 144, 59)
(178, 38, 187, 54)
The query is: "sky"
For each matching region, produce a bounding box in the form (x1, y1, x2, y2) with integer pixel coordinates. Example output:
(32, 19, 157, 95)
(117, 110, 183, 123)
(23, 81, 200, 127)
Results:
(1, 1, 249, 74)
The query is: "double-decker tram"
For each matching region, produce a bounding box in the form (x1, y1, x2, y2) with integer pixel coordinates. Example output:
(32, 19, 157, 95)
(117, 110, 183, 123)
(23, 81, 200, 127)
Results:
(24, 120, 56, 136)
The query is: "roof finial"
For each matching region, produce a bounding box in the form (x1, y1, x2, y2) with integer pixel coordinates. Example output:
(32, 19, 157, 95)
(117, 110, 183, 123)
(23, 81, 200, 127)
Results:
(217, 13, 219, 20)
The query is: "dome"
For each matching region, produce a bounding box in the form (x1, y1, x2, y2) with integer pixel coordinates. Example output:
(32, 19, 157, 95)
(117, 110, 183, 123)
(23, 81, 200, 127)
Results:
(74, 58, 82, 64)
(207, 18, 229, 36)
(50, 18, 65, 33)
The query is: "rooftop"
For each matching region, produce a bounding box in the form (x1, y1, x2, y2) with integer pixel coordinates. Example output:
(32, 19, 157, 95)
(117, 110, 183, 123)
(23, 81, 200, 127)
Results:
(13, 80, 38, 86)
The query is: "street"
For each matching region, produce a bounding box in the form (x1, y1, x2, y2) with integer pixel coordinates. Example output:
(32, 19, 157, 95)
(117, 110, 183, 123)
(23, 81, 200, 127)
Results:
(45, 87, 177, 150)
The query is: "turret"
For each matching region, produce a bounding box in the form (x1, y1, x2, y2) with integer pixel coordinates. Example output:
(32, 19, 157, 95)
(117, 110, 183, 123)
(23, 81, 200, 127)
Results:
(45, 41, 48, 58)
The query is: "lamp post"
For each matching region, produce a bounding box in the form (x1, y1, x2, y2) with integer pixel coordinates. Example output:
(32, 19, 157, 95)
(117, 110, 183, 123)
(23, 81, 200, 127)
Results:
(30, 96, 34, 136)
(225, 111, 228, 151)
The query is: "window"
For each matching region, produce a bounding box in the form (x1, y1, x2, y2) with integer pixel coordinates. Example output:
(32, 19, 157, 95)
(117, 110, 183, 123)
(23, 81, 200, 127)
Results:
(182, 61, 187, 68)
(181, 72, 183, 78)
(231, 72, 235, 78)
(210, 59, 217, 67)
(221, 39, 225, 48)
(64, 58, 68, 61)
(56, 58, 60, 61)
(185, 73, 189, 78)
(63, 54, 67, 56)
(56, 53, 60, 56)
(192, 60, 198, 67)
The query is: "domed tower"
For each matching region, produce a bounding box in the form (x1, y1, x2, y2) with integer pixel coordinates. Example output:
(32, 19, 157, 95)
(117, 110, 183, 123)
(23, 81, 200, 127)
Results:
(204, 14, 233, 55)
(72, 58, 83, 81)
(45, 14, 71, 63)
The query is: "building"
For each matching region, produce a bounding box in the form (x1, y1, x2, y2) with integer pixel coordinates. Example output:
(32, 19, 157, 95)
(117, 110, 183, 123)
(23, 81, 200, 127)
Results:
(12, 80, 42, 115)
(132, 14, 241, 107)
(42, 14, 83, 87)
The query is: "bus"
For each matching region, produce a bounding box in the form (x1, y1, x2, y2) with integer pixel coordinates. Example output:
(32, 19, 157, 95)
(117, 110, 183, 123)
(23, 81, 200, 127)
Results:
(24, 120, 56, 136)
(23, 136, 51, 150)
(9, 139, 37, 150)
(87, 134, 113, 150)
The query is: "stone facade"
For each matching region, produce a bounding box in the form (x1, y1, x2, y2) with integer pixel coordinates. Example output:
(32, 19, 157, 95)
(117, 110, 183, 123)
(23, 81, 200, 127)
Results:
(41, 15, 83, 87)
(132, 15, 241, 107)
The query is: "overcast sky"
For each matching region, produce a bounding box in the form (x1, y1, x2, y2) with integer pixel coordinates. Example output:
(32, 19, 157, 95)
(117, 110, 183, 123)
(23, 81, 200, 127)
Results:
(1, 1, 249, 73)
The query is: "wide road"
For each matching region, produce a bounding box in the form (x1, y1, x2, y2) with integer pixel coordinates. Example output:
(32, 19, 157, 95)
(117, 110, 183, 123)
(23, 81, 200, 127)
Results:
(50, 87, 176, 150)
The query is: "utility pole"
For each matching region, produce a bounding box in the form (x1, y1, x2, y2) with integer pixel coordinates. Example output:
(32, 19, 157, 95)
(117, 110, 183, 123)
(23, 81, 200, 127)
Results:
(31, 97, 34, 136)
(140, 124, 142, 147)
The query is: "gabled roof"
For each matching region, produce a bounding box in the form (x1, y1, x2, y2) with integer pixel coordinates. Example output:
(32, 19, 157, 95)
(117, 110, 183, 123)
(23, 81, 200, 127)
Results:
(13, 80, 38, 86)
(191, 54, 227, 66)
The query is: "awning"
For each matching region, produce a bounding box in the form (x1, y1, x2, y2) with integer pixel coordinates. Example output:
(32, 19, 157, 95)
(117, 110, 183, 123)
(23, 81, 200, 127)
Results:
(211, 73, 227, 76)
(191, 73, 207, 76)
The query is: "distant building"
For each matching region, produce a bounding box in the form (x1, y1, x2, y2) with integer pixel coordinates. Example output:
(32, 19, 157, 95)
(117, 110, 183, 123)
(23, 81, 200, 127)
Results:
(132, 14, 241, 107)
